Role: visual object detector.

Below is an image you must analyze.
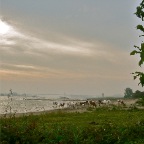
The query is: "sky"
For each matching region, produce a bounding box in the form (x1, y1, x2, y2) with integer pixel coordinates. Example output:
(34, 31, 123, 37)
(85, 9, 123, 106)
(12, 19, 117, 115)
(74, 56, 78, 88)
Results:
(0, 0, 144, 97)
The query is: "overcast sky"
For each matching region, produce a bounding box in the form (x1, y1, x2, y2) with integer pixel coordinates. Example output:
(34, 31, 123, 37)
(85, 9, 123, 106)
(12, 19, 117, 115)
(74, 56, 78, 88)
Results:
(0, 0, 143, 96)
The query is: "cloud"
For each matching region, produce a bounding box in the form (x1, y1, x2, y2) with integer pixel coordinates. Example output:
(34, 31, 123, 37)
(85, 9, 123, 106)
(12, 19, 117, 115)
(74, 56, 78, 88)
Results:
(0, 62, 91, 81)
(0, 20, 25, 43)
(0, 19, 93, 57)
(28, 37, 92, 56)
(0, 19, 12, 35)
(0, 19, 139, 84)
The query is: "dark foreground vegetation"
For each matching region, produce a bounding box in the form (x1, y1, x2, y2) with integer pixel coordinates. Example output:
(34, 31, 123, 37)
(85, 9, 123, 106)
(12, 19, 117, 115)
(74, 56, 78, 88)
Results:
(1, 107, 144, 144)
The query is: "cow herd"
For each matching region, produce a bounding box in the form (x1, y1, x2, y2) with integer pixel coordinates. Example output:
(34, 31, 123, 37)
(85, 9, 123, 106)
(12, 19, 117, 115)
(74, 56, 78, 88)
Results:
(52, 99, 126, 109)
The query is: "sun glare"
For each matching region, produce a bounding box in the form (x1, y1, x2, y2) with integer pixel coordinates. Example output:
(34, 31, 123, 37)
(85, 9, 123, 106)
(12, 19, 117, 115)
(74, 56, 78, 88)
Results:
(0, 20, 11, 35)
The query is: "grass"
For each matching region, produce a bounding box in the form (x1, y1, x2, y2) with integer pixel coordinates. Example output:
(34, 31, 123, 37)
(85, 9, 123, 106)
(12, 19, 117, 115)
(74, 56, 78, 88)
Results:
(1, 107, 144, 144)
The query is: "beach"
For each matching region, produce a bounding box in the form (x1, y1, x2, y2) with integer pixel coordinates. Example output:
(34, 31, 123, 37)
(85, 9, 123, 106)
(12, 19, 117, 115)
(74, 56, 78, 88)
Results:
(0, 95, 138, 118)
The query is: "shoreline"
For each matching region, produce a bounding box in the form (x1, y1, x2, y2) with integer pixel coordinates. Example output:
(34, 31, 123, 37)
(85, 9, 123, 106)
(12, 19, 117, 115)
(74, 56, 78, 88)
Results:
(0, 98, 140, 118)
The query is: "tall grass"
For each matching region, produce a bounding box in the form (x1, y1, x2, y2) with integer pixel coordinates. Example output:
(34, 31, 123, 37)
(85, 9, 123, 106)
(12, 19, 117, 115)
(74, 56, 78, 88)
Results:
(1, 108, 144, 144)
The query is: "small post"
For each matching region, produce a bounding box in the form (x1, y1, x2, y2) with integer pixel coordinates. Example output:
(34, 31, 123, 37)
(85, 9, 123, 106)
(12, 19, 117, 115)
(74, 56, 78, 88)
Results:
(9, 89, 13, 96)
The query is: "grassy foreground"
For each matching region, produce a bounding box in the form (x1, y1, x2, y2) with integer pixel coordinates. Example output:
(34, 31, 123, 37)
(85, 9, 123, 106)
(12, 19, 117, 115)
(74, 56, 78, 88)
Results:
(1, 107, 144, 144)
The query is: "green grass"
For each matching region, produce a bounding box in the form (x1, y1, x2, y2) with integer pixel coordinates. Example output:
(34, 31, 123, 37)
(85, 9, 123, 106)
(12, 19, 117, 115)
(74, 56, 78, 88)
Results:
(1, 108, 144, 144)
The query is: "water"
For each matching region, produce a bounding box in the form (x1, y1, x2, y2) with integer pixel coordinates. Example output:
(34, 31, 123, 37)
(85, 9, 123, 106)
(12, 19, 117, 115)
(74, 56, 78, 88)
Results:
(0, 96, 51, 114)
(0, 94, 89, 114)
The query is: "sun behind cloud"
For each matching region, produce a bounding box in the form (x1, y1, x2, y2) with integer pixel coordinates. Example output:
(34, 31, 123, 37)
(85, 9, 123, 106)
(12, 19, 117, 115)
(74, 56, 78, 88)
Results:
(0, 19, 12, 35)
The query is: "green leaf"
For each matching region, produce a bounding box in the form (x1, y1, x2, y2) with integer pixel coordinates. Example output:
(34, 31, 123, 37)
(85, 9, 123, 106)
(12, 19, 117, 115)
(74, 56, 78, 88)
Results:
(141, 43, 144, 51)
(137, 25, 144, 32)
(140, 75, 144, 87)
(134, 45, 141, 50)
(139, 59, 143, 66)
(134, 76, 137, 80)
(135, 72, 141, 74)
(130, 50, 139, 55)
(140, 52, 144, 59)
(139, 52, 144, 67)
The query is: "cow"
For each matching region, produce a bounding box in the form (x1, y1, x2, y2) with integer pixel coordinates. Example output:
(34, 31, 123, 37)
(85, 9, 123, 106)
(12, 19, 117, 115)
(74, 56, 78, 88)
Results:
(98, 100, 103, 106)
(67, 101, 76, 109)
(59, 102, 65, 108)
(53, 101, 58, 108)
(102, 100, 112, 105)
(117, 99, 125, 106)
(80, 101, 89, 107)
(89, 101, 97, 107)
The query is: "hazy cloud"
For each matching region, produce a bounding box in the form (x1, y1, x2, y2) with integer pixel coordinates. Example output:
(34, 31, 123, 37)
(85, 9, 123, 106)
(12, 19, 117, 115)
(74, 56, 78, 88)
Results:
(0, 0, 143, 95)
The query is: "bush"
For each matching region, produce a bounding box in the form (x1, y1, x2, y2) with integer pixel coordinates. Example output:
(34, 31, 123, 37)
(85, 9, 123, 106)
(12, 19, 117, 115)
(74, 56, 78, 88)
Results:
(136, 97, 144, 106)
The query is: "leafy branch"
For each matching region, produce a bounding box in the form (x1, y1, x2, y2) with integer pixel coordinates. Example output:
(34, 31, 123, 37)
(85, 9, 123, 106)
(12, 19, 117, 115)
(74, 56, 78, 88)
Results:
(131, 0, 144, 86)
